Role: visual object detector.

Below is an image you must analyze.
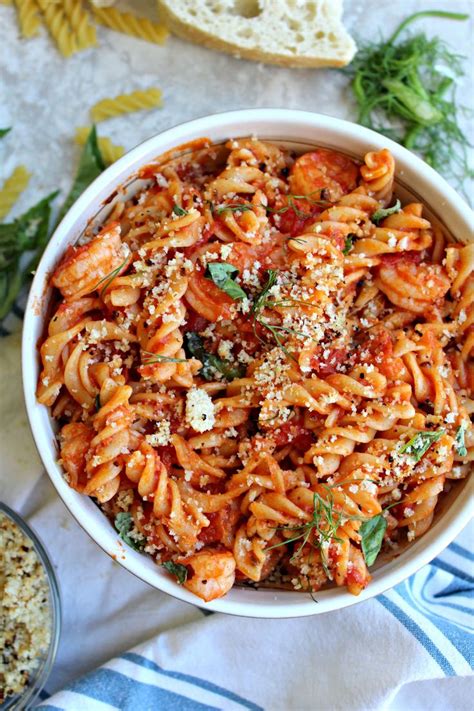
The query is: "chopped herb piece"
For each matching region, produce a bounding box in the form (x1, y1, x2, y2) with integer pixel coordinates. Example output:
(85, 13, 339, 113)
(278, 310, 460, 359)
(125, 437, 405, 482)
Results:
(204, 261, 247, 300)
(360, 514, 387, 566)
(95, 394, 101, 412)
(0, 128, 11, 139)
(214, 203, 253, 215)
(93, 257, 129, 298)
(184, 331, 244, 382)
(343, 234, 354, 255)
(372, 199, 402, 225)
(454, 423, 467, 458)
(399, 428, 445, 462)
(114, 512, 145, 551)
(56, 125, 105, 226)
(172, 204, 188, 216)
(162, 560, 188, 585)
(142, 349, 187, 365)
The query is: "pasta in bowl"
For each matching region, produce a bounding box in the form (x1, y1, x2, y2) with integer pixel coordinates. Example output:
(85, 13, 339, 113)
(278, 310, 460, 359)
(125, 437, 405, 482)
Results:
(23, 110, 473, 617)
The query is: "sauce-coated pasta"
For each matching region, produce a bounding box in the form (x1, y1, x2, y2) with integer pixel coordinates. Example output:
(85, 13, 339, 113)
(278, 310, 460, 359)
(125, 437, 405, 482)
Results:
(37, 139, 473, 602)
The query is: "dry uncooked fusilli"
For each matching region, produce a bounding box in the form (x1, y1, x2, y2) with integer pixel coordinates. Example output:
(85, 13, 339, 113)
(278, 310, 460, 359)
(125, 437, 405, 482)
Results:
(90, 88, 163, 122)
(37, 0, 78, 56)
(63, 0, 96, 49)
(0, 165, 31, 219)
(13, 0, 41, 38)
(92, 5, 168, 44)
(37, 139, 473, 603)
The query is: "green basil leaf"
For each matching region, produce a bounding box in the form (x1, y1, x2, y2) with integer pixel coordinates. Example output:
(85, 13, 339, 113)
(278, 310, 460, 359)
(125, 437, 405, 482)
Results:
(56, 125, 105, 226)
(184, 331, 244, 382)
(372, 199, 402, 225)
(172, 204, 188, 216)
(114, 512, 145, 551)
(343, 234, 354, 255)
(399, 429, 445, 462)
(162, 560, 188, 585)
(204, 261, 247, 300)
(360, 514, 387, 567)
(454, 423, 468, 457)
(0, 128, 11, 139)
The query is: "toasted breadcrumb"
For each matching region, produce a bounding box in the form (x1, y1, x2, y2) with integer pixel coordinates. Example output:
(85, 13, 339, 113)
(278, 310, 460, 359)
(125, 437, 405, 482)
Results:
(0, 513, 51, 702)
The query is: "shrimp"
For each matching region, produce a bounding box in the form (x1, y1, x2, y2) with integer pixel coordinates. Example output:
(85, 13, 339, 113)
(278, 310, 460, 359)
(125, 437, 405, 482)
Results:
(289, 149, 359, 201)
(176, 549, 236, 602)
(52, 222, 129, 300)
(376, 258, 450, 314)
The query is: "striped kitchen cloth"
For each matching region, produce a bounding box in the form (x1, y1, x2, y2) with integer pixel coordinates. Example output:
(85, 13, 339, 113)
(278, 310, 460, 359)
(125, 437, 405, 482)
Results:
(37, 525, 473, 711)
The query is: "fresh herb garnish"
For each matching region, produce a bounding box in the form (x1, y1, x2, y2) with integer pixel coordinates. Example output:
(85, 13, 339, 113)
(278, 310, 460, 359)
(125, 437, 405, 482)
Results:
(399, 428, 445, 462)
(142, 349, 187, 365)
(372, 199, 402, 225)
(162, 560, 188, 585)
(114, 512, 145, 551)
(95, 394, 101, 412)
(345, 11, 473, 195)
(454, 423, 467, 458)
(267, 489, 345, 575)
(0, 128, 11, 139)
(360, 514, 387, 566)
(266, 191, 331, 218)
(93, 257, 129, 298)
(214, 203, 254, 215)
(0, 191, 58, 321)
(56, 125, 106, 226)
(184, 332, 244, 381)
(172, 204, 188, 216)
(204, 261, 247, 300)
(342, 234, 354, 255)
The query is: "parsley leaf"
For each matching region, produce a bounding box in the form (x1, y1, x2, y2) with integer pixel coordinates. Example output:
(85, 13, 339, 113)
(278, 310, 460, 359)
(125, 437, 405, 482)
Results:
(56, 125, 105, 226)
(162, 560, 188, 585)
(95, 394, 101, 412)
(172, 204, 188, 216)
(184, 331, 244, 382)
(343, 234, 354, 255)
(0, 191, 59, 321)
(454, 423, 468, 458)
(114, 512, 145, 551)
(214, 203, 253, 215)
(399, 429, 445, 462)
(204, 261, 247, 300)
(372, 199, 402, 225)
(360, 514, 387, 566)
(0, 128, 11, 139)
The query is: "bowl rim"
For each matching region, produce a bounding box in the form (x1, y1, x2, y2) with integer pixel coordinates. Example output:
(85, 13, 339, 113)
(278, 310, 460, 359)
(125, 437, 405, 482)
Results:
(0, 502, 61, 709)
(22, 108, 474, 618)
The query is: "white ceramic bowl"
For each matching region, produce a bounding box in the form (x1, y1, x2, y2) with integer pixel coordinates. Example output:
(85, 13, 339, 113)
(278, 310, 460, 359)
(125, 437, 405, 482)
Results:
(22, 109, 473, 618)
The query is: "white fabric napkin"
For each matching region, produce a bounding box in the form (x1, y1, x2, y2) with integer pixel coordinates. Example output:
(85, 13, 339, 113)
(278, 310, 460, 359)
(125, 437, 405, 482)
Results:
(0, 331, 472, 711)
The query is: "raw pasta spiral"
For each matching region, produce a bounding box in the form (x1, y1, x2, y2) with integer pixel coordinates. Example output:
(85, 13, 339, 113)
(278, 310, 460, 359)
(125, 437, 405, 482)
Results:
(37, 0, 78, 56)
(90, 88, 163, 122)
(0, 165, 31, 219)
(92, 6, 168, 44)
(37, 138, 473, 603)
(63, 0, 96, 49)
(13, 0, 41, 38)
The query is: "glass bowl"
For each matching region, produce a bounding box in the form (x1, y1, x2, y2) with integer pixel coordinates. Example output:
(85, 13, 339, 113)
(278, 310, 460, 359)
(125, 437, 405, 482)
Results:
(0, 502, 61, 710)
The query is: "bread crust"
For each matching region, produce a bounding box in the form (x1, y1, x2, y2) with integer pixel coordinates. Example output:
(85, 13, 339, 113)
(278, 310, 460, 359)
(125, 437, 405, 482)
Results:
(157, 1, 356, 69)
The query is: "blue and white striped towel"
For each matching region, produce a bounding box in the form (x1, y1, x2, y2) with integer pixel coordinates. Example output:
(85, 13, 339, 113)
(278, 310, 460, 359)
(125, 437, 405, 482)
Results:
(32, 528, 472, 711)
(0, 325, 472, 711)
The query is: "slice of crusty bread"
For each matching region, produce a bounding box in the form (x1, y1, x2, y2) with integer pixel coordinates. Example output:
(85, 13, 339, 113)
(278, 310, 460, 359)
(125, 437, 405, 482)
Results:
(157, 0, 356, 68)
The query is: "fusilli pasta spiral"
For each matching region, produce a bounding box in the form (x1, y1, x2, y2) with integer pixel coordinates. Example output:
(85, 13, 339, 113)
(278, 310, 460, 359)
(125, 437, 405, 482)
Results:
(92, 6, 168, 44)
(90, 88, 163, 122)
(0, 165, 31, 219)
(37, 138, 473, 603)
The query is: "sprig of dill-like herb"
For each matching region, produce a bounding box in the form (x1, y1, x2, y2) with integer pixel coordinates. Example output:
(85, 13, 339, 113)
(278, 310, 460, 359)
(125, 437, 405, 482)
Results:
(345, 10, 473, 196)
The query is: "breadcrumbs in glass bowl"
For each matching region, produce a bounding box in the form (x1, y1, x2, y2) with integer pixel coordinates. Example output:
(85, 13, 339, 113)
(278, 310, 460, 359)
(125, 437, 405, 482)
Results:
(0, 503, 61, 710)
